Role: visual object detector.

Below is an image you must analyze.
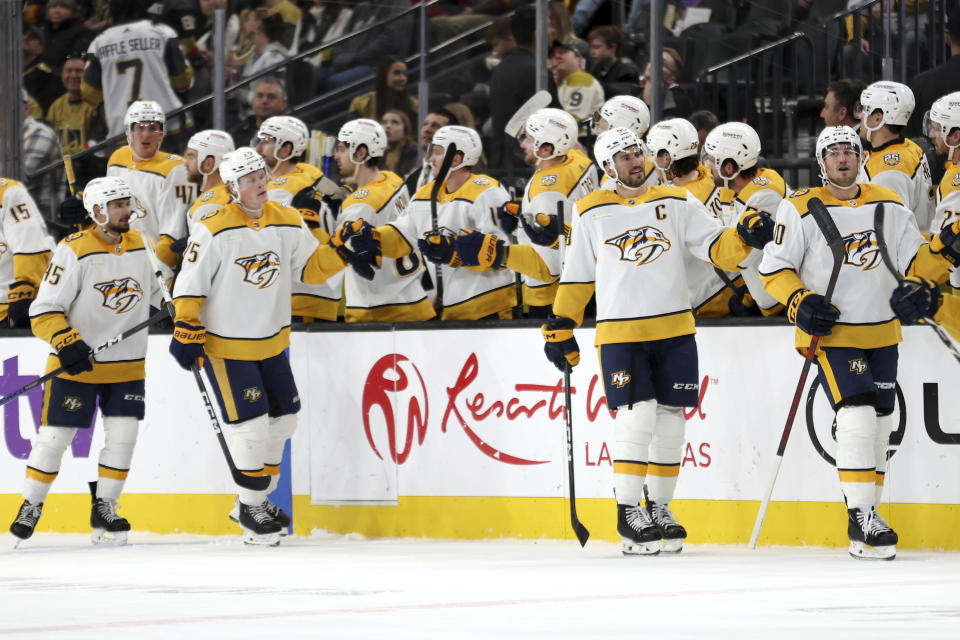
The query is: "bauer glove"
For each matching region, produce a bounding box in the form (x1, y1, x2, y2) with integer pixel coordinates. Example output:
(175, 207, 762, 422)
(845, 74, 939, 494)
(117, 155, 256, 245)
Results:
(418, 231, 461, 266)
(454, 230, 507, 269)
(521, 213, 570, 248)
(890, 276, 941, 325)
(329, 219, 381, 281)
(787, 289, 840, 336)
(169, 321, 206, 370)
(542, 314, 580, 371)
(53, 328, 93, 375)
(736, 209, 775, 249)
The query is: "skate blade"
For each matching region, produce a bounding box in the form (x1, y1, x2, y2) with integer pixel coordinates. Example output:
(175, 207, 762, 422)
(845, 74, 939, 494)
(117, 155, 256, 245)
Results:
(659, 538, 683, 553)
(848, 541, 895, 560)
(12, 536, 26, 550)
(242, 530, 282, 547)
(621, 538, 660, 556)
(91, 529, 128, 546)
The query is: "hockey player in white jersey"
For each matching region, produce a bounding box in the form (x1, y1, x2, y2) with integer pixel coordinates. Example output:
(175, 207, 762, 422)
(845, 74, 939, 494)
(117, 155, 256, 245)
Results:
(0, 178, 54, 328)
(169, 148, 376, 545)
(9, 177, 160, 546)
(702, 122, 787, 315)
(257, 115, 342, 322)
(375, 126, 517, 320)
(592, 95, 658, 191)
(334, 119, 433, 322)
(542, 128, 773, 555)
(759, 126, 954, 560)
(858, 82, 935, 232)
(184, 129, 235, 228)
(82, 0, 193, 139)
(106, 101, 194, 269)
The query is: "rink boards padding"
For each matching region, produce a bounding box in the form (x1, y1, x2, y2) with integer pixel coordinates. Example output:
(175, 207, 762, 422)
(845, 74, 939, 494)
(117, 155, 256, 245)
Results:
(2, 323, 959, 549)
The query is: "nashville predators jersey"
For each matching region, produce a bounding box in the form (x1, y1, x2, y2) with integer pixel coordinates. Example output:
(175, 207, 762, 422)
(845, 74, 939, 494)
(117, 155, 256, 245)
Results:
(0, 179, 54, 320)
(188, 182, 231, 228)
(83, 20, 193, 138)
(107, 146, 194, 267)
(337, 171, 433, 322)
(388, 174, 516, 320)
(862, 137, 934, 232)
(929, 163, 960, 288)
(172, 200, 346, 360)
(45, 95, 101, 156)
(555, 186, 753, 345)
(517, 150, 598, 307)
(267, 162, 341, 321)
(759, 184, 949, 351)
(30, 229, 159, 384)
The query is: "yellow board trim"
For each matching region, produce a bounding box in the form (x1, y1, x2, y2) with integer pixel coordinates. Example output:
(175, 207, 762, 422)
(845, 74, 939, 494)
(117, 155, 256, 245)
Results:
(612, 461, 647, 476)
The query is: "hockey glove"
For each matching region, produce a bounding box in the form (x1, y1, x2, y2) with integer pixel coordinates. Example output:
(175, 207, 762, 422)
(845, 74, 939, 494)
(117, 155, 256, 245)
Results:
(890, 276, 941, 325)
(737, 209, 775, 249)
(53, 328, 93, 375)
(292, 184, 324, 214)
(170, 321, 206, 370)
(329, 219, 381, 281)
(418, 232, 461, 266)
(727, 287, 760, 317)
(497, 201, 521, 234)
(58, 195, 87, 227)
(169, 237, 189, 255)
(521, 212, 561, 247)
(787, 289, 840, 336)
(6, 281, 35, 328)
(455, 230, 507, 269)
(931, 219, 960, 266)
(541, 314, 580, 371)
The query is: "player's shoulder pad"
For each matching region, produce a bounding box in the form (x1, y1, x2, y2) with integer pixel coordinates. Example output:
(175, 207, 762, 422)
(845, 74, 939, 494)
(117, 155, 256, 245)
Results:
(198, 203, 244, 234)
(263, 199, 306, 227)
(860, 183, 904, 205)
(753, 168, 786, 194)
(943, 164, 960, 195)
(784, 187, 822, 216)
(575, 188, 624, 215)
(143, 153, 186, 176)
(451, 174, 501, 203)
(565, 71, 597, 88)
(123, 229, 146, 251)
(107, 146, 133, 168)
(61, 229, 108, 259)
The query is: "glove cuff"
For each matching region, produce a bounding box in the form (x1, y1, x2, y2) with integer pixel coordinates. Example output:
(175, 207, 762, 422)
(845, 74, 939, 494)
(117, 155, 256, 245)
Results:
(7, 281, 36, 302)
(173, 321, 206, 344)
(52, 327, 82, 352)
(544, 314, 576, 331)
(786, 288, 811, 324)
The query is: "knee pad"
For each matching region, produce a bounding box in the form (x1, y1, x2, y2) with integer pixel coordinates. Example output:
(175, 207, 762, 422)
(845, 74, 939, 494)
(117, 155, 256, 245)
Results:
(835, 404, 877, 469)
(100, 417, 139, 470)
(28, 426, 78, 473)
(268, 414, 298, 442)
(224, 414, 270, 473)
(614, 400, 656, 461)
(652, 405, 686, 450)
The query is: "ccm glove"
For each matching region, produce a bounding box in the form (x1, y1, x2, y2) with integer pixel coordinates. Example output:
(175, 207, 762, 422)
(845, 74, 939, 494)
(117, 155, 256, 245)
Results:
(329, 219, 381, 281)
(787, 289, 840, 336)
(169, 321, 206, 370)
(931, 219, 960, 266)
(455, 230, 506, 268)
(53, 328, 93, 375)
(496, 201, 521, 234)
(541, 314, 580, 371)
(890, 276, 941, 325)
(737, 209, 775, 249)
(6, 281, 35, 328)
(418, 232, 461, 266)
(57, 195, 87, 227)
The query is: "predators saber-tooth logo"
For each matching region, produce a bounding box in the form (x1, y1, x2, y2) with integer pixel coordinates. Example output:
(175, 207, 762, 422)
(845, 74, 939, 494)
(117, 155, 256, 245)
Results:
(235, 251, 281, 289)
(842, 229, 881, 271)
(93, 277, 144, 313)
(605, 225, 671, 265)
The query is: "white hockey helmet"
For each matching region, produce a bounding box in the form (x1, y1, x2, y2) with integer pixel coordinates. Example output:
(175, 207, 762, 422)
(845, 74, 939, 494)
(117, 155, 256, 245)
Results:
(257, 115, 309, 162)
(595, 95, 650, 138)
(703, 121, 762, 179)
(82, 176, 133, 223)
(432, 125, 482, 171)
(525, 108, 578, 160)
(646, 118, 699, 162)
(338, 118, 388, 161)
(594, 127, 644, 188)
(124, 100, 165, 131)
(220, 147, 268, 196)
(929, 91, 960, 139)
(860, 81, 915, 127)
(187, 129, 235, 177)
(815, 125, 863, 187)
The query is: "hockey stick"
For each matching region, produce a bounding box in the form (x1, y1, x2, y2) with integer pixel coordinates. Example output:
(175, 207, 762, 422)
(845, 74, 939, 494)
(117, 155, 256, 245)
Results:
(556, 200, 589, 547)
(874, 203, 960, 365)
(430, 144, 458, 311)
(749, 197, 845, 549)
(0, 308, 169, 409)
(143, 241, 271, 491)
(504, 90, 552, 139)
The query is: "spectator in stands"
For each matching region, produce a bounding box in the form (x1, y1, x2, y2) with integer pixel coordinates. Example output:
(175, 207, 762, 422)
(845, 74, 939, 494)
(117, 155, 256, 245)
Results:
(842, 0, 884, 77)
(23, 27, 62, 116)
(587, 26, 640, 98)
(443, 102, 477, 132)
(405, 108, 458, 195)
(261, 0, 303, 54)
(547, 1, 574, 44)
(40, 0, 94, 77)
(381, 109, 419, 178)
(240, 10, 289, 82)
(908, 6, 960, 138)
(639, 47, 691, 118)
(349, 56, 419, 124)
(821, 78, 867, 131)
(46, 52, 106, 184)
(229, 76, 289, 147)
(483, 15, 516, 75)
(23, 91, 63, 222)
(551, 39, 604, 124)
(689, 109, 719, 150)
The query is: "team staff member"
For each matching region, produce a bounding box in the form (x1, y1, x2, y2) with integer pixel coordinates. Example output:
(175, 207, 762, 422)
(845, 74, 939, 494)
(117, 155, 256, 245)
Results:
(0, 178, 54, 328)
(759, 126, 953, 561)
(169, 147, 377, 545)
(9, 177, 159, 546)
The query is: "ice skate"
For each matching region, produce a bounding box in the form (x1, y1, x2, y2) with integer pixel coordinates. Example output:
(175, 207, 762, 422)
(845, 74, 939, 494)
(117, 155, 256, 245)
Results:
(617, 504, 661, 556)
(230, 497, 289, 535)
(645, 493, 687, 553)
(89, 483, 130, 546)
(239, 501, 282, 546)
(10, 500, 43, 547)
(848, 507, 897, 560)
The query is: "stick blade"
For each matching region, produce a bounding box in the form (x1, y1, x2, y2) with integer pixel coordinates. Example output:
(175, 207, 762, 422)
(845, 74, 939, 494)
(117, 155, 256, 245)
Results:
(572, 519, 590, 547)
(504, 90, 552, 138)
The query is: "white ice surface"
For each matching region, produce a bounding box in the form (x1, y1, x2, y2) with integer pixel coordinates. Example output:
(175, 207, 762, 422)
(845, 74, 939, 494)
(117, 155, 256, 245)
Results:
(2, 533, 959, 639)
